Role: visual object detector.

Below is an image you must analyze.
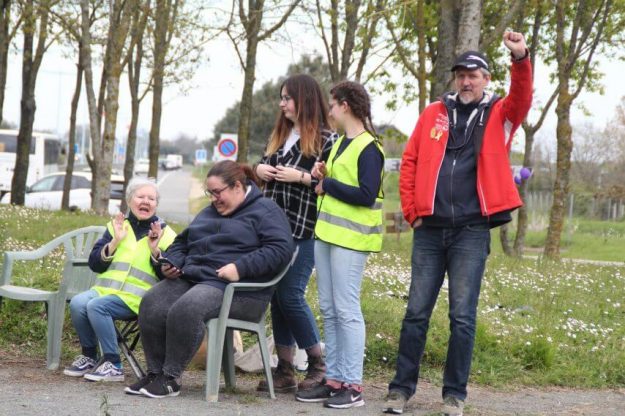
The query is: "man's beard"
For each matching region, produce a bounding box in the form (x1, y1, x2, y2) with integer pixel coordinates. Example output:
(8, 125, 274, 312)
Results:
(458, 90, 474, 104)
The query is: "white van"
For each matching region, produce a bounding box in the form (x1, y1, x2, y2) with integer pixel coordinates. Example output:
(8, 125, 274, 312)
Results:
(0, 129, 61, 197)
(163, 154, 183, 170)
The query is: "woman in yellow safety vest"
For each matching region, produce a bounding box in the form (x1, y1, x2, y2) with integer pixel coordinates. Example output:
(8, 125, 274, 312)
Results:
(295, 81, 384, 409)
(63, 177, 176, 382)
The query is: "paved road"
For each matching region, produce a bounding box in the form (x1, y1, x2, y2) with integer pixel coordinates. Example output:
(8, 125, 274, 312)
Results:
(155, 167, 196, 224)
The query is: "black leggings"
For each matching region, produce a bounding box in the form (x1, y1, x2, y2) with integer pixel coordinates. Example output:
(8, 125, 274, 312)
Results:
(138, 278, 269, 378)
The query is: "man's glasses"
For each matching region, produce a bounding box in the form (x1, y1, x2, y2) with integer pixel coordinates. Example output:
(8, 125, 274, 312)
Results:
(204, 184, 230, 199)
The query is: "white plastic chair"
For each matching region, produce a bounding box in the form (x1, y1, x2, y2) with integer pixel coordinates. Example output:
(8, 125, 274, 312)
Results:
(205, 247, 298, 402)
(0, 226, 105, 369)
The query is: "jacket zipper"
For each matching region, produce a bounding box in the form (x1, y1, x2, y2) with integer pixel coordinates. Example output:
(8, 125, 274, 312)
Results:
(450, 156, 456, 227)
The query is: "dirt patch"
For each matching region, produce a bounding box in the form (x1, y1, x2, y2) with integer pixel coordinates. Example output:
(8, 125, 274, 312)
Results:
(1, 356, 623, 415)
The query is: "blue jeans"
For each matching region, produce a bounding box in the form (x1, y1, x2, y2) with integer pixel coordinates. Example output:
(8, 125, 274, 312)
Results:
(69, 289, 135, 362)
(388, 224, 490, 401)
(315, 240, 369, 385)
(270, 238, 320, 349)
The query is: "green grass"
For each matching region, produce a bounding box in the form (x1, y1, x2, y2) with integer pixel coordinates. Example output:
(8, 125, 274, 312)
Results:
(1, 204, 624, 389)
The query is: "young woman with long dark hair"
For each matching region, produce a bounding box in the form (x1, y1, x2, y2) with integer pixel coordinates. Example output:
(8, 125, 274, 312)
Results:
(255, 74, 337, 393)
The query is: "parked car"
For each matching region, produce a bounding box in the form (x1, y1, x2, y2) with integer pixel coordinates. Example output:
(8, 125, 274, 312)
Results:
(134, 158, 150, 174)
(0, 171, 124, 215)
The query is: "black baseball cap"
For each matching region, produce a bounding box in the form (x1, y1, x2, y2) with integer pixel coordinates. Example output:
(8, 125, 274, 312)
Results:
(451, 51, 489, 72)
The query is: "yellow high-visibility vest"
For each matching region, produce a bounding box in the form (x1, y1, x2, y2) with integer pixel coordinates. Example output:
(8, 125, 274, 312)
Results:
(315, 131, 384, 252)
(92, 220, 177, 313)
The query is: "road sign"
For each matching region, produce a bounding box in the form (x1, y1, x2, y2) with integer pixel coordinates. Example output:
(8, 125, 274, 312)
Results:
(215, 134, 238, 161)
(195, 148, 207, 165)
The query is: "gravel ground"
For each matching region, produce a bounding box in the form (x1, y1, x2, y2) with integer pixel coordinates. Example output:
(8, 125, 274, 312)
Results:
(1, 357, 623, 416)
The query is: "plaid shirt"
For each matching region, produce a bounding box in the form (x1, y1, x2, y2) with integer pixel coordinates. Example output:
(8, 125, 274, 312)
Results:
(259, 129, 338, 240)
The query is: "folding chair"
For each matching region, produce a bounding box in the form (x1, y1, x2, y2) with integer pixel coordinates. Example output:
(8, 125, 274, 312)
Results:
(116, 316, 146, 379)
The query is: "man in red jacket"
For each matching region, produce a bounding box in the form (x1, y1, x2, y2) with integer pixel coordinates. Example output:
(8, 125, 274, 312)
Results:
(384, 32, 532, 416)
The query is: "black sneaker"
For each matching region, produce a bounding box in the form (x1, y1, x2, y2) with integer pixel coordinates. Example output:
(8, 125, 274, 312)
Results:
(139, 374, 181, 398)
(295, 381, 342, 403)
(124, 373, 158, 395)
(324, 386, 365, 409)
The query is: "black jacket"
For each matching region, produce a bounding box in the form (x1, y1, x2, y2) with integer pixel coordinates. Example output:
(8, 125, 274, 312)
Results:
(163, 182, 294, 292)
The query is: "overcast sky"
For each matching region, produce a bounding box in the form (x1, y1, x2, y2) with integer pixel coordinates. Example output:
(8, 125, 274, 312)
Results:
(2, 18, 623, 155)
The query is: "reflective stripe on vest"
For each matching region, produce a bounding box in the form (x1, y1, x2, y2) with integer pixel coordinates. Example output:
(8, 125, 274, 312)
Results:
(315, 132, 384, 252)
(106, 261, 159, 286)
(95, 277, 148, 297)
(318, 211, 383, 235)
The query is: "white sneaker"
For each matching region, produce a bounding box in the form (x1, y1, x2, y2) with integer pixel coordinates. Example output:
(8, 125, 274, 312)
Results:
(83, 361, 124, 382)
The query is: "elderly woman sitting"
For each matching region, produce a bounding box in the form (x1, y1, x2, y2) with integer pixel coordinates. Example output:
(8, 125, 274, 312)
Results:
(125, 160, 294, 398)
(63, 177, 177, 382)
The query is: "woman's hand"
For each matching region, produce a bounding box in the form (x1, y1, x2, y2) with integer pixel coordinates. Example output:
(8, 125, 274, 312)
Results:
(147, 221, 163, 256)
(108, 212, 127, 253)
(256, 163, 278, 182)
(274, 165, 302, 183)
(161, 263, 182, 279)
(311, 161, 326, 180)
(412, 217, 423, 229)
(217, 263, 240, 282)
(314, 179, 325, 196)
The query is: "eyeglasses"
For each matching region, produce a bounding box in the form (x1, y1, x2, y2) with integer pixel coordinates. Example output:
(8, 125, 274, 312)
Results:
(280, 95, 292, 102)
(204, 184, 230, 199)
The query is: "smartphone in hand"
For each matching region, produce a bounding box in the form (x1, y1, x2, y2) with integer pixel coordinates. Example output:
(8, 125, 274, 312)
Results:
(158, 257, 180, 269)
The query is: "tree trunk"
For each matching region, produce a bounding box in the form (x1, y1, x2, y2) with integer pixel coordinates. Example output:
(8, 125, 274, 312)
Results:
(148, 0, 171, 178)
(80, 0, 101, 187)
(513, 127, 535, 256)
(499, 223, 514, 256)
(416, 0, 427, 112)
(122, 1, 147, 213)
(11, 0, 47, 205)
(12, 26, 35, 205)
(0, 0, 10, 127)
(62, 54, 83, 210)
(455, 0, 482, 55)
(92, 0, 133, 215)
(544, 88, 573, 259)
(430, 0, 458, 100)
(236, 36, 259, 163)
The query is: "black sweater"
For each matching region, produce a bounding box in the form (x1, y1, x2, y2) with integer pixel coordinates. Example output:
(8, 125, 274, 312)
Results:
(163, 182, 294, 295)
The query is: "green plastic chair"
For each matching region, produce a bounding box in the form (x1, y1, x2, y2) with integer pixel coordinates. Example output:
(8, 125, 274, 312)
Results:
(205, 247, 298, 402)
(0, 225, 105, 370)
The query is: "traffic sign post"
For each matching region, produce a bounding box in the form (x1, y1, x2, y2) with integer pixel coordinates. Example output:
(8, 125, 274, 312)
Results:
(215, 134, 238, 161)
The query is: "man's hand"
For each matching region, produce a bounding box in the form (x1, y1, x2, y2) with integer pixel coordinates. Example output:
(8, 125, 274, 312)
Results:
(217, 263, 240, 282)
(412, 217, 423, 229)
(503, 31, 527, 60)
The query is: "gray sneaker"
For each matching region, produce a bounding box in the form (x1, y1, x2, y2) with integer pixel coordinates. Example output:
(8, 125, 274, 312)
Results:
(383, 390, 408, 414)
(63, 355, 97, 377)
(443, 395, 464, 416)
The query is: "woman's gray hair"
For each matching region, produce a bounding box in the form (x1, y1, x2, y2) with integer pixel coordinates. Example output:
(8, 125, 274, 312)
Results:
(125, 176, 160, 205)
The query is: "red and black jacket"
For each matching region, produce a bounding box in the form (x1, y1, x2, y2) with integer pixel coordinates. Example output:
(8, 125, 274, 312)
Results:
(399, 57, 533, 226)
